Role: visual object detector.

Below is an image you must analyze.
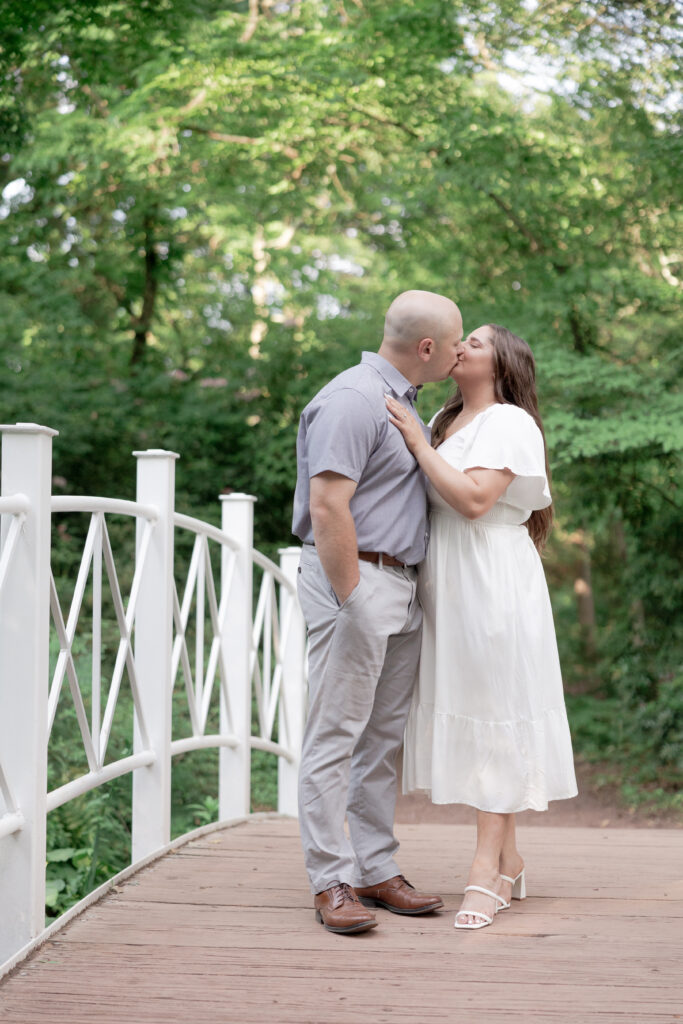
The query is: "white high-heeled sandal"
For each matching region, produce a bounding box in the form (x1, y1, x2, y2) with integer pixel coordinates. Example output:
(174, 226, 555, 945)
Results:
(454, 885, 508, 930)
(498, 868, 526, 910)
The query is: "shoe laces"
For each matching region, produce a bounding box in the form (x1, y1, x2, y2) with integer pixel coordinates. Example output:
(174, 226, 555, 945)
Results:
(334, 883, 358, 906)
(397, 874, 415, 891)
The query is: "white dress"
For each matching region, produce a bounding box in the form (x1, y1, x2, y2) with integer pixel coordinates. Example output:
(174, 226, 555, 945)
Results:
(403, 403, 578, 813)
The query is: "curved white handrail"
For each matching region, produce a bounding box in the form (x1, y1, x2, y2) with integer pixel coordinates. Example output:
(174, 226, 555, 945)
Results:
(171, 734, 238, 755)
(46, 751, 157, 812)
(251, 737, 295, 763)
(173, 511, 241, 550)
(52, 496, 158, 521)
(169, 735, 295, 763)
(252, 548, 297, 594)
(172, 512, 296, 594)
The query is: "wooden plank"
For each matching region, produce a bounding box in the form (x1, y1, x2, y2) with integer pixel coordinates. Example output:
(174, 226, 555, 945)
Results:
(1, 820, 682, 1024)
(15, 942, 683, 990)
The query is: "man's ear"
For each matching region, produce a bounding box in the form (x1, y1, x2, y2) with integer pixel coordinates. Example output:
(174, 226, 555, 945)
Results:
(417, 337, 434, 361)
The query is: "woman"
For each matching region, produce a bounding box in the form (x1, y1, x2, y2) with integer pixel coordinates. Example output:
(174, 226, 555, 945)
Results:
(385, 323, 577, 930)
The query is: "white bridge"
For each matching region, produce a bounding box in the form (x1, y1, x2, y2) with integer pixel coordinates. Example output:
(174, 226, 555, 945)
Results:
(1, 425, 681, 1023)
(0, 423, 306, 972)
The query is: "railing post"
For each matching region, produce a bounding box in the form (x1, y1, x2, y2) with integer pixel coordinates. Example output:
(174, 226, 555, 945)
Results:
(131, 449, 178, 862)
(219, 494, 255, 819)
(0, 423, 57, 963)
(277, 547, 306, 817)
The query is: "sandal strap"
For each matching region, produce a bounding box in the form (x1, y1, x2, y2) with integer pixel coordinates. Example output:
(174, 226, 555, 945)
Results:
(463, 884, 507, 908)
(500, 870, 523, 885)
(455, 909, 493, 925)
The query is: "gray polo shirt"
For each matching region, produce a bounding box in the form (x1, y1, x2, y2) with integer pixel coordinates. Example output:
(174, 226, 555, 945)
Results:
(291, 351, 430, 565)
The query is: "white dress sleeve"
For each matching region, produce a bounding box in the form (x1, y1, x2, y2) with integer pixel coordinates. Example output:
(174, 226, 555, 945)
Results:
(461, 405, 552, 511)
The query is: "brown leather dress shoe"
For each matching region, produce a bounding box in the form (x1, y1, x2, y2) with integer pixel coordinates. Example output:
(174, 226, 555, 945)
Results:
(355, 875, 444, 915)
(314, 882, 378, 934)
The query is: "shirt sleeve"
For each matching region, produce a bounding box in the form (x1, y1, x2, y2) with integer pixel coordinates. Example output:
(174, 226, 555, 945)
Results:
(461, 405, 552, 510)
(305, 388, 380, 482)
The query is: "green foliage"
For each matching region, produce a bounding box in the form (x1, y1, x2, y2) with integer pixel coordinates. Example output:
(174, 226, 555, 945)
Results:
(184, 794, 220, 828)
(567, 670, 683, 812)
(45, 786, 131, 922)
(251, 751, 278, 812)
(45, 848, 93, 915)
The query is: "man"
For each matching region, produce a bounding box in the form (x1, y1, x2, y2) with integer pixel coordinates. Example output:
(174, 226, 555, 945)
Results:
(292, 290, 464, 933)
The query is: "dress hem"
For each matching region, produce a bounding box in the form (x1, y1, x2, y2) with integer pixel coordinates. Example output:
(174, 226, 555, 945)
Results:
(401, 785, 579, 814)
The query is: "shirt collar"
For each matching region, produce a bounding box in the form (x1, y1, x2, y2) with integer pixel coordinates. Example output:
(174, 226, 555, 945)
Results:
(361, 351, 421, 402)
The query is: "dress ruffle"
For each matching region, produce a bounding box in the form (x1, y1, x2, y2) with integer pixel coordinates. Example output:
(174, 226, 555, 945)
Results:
(404, 702, 578, 813)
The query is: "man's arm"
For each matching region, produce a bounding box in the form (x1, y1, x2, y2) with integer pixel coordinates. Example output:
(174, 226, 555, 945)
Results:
(310, 471, 359, 604)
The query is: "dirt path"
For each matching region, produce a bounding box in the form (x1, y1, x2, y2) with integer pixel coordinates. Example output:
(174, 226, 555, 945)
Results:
(395, 757, 682, 829)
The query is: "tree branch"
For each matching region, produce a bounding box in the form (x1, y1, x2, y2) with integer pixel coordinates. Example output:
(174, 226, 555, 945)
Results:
(182, 123, 299, 161)
(481, 189, 545, 252)
(346, 103, 422, 139)
(240, 0, 260, 43)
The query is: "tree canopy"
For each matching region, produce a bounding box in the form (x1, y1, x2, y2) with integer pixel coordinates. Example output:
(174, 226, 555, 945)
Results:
(1, 0, 682, 808)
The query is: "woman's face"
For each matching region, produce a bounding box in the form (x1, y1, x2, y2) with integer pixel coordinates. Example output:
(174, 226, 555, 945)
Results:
(450, 324, 496, 384)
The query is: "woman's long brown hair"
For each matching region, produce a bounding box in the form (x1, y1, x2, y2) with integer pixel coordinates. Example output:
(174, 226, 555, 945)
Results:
(431, 324, 553, 551)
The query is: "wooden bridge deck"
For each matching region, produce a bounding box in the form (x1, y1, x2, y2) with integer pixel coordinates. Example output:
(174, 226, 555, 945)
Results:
(1, 817, 681, 1023)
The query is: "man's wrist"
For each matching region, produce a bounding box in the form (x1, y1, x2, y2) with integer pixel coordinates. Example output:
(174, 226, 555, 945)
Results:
(333, 572, 360, 605)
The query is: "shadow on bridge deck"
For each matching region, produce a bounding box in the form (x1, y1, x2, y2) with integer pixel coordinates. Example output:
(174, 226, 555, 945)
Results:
(1, 817, 681, 1023)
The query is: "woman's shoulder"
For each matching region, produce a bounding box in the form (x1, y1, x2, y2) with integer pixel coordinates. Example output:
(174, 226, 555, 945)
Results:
(476, 405, 544, 456)
(485, 403, 539, 431)
(488, 402, 532, 419)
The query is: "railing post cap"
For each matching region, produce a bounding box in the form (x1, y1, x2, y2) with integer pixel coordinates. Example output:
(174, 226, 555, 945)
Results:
(219, 493, 257, 503)
(132, 449, 180, 460)
(0, 423, 59, 437)
(278, 546, 302, 555)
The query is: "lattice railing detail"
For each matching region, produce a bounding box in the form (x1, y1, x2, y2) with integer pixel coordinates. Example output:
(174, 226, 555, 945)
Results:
(171, 519, 239, 753)
(251, 554, 298, 759)
(0, 497, 28, 598)
(47, 499, 159, 810)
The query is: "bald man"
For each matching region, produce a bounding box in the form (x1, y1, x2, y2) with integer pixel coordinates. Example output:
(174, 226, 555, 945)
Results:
(292, 291, 463, 933)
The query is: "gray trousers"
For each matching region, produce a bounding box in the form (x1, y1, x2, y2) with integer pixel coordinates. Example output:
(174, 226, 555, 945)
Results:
(296, 544, 422, 894)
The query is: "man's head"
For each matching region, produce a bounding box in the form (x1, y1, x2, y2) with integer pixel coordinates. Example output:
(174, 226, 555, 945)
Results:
(379, 290, 463, 385)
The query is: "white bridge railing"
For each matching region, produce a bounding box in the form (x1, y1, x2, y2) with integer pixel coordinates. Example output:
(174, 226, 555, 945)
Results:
(0, 423, 306, 968)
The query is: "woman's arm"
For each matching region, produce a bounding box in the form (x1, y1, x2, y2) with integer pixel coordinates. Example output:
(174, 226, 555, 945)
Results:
(385, 395, 513, 519)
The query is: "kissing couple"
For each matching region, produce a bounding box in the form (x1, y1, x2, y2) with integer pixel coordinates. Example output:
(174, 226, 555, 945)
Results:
(292, 290, 577, 933)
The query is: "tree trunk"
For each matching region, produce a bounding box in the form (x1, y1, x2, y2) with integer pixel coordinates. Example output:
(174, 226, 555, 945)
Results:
(130, 215, 159, 365)
(569, 529, 599, 690)
(613, 514, 646, 649)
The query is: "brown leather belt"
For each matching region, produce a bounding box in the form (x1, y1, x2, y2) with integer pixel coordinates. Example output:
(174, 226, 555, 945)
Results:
(358, 551, 407, 569)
